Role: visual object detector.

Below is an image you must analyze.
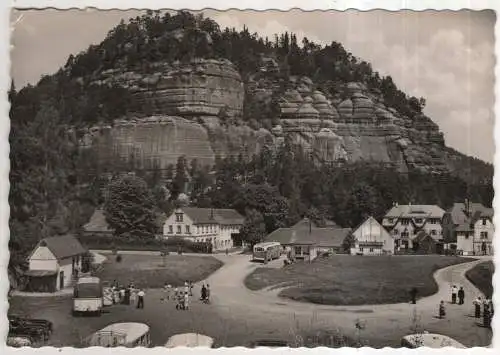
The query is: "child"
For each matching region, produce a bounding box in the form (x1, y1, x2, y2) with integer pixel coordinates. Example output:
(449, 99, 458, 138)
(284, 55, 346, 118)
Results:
(439, 300, 446, 319)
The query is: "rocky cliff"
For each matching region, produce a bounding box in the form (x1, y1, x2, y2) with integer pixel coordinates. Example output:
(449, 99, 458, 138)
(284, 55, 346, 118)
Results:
(81, 57, 450, 173)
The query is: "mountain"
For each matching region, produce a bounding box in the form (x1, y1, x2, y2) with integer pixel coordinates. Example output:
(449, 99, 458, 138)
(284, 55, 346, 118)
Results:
(11, 11, 493, 183)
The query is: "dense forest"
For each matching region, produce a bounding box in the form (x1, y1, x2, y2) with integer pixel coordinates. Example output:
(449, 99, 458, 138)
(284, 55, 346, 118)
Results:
(9, 11, 494, 275)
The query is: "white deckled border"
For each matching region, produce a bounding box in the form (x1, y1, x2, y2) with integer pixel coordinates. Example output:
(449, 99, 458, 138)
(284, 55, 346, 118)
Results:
(1, 1, 499, 355)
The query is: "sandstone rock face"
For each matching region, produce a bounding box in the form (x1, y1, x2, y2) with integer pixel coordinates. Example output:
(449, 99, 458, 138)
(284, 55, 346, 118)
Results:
(96, 59, 244, 118)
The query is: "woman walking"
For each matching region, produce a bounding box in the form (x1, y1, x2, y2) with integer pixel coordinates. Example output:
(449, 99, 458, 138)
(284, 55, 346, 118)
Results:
(438, 300, 446, 319)
(473, 296, 483, 318)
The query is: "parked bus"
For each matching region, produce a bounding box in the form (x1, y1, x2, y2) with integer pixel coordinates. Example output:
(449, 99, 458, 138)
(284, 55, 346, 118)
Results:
(73, 276, 103, 316)
(85, 323, 151, 347)
(165, 333, 214, 348)
(253, 242, 281, 262)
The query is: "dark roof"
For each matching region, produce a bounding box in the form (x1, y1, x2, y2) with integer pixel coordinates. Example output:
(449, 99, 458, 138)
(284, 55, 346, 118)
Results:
(447, 202, 493, 225)
(181, 208, 244, 225)
(385, 205, 445, 218)
(34, 235, 87, 260)
(413, 231, 435, 243)
(265, 227, 351, 247)
(24, 270, 58, 277)
(292, 218, 339, 230)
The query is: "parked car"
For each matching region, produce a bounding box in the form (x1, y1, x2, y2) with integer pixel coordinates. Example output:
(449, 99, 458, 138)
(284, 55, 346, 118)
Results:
(7, 336, 32, 347)
(164, 333, 214, 348)
(8, 315, 53, 343)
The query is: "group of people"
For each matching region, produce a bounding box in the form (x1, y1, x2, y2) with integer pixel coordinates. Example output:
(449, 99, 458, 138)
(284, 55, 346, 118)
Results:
(110, 280, 146, 309)
(161, 281, 211, 310)
(473, 296, 494, 328)
(437, 284, 494, 328)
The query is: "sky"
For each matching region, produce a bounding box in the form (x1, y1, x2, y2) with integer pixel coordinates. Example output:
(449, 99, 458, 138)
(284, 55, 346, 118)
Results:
(10, 9, 496, 163)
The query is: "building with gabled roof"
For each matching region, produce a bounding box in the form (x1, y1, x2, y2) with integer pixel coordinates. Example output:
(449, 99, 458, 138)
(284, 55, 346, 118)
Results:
(162, 207, 244, 250)
(382, 203, 445, 252)
(454, 202, 494, 256)
(350, 216, 394, 255)
(26, 235, 88, 292)
(264, 220, 351, 262)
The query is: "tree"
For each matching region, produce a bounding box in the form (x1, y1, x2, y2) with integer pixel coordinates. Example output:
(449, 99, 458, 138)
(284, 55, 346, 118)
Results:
(240, 209, 266, 247)
(104, 174, 157, 238)
(172, 155, 188, 199)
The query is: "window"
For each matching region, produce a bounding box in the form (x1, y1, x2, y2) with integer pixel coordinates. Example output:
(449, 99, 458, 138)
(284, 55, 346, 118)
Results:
(482, 218, 487, 226)
(393, 229, 399, 235)
(431, 230, 436, 235)
(388, 218, 393, 224)
(415, 218, 422, 224)
(481, 232, 488, 239)
(186, 226, 190, 234)
(168, 225, 173, 234)
(177, 226, 181, 234)
(360, 247, 364, 252)
(369, 248, 374, 252)
(175, 213, 184, 222)
(401, 219, 409, 225)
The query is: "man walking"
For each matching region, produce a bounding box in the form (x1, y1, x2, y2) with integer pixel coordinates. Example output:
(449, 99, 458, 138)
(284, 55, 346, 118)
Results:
(409, 287, 418, 304)
(451, 285, 458, 304)
(473, 296, 482, 318)
(457, 286, 465, 305)
(137, 289, 145, 309)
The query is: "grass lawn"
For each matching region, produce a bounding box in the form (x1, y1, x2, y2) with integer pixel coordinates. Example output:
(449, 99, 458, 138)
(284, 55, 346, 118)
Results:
(95, 253, 223, 289)
(245, 255, 473, 305)
(465, 261, 494, 298)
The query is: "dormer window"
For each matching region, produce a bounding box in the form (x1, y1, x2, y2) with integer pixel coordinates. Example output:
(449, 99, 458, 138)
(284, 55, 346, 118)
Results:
(388, 218, 394, 224)
(175, 213, 184, 222)
(482, 218, 487, 226)
(415, 218, 422, 224)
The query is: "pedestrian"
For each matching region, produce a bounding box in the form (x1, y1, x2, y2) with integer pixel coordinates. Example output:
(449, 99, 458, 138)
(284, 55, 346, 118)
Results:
(124, 287, 130, 305)
(206, 283, 211, 303)
(483, 300, 491, 328)
(166, 284, 172, 301)
(201, 284, 207, 301)
(184, 281, 189, 295)
(457, 286, 465, 305)
(184, 292, 190, 310)
(189, 281, 193, 296)
(451, 285, 458, 304)
(409, 287, 418, 304)
(473, 296, 482, 318)
(130, 285, 136, 305)
(137, 289, 145, 309)
(225, 248, 229, 256)
(439, 300, 446, 319)
(119, 287, 126, 304)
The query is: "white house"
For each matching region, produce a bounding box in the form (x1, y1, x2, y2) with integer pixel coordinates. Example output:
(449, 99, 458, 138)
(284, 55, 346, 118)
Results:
(350, 216, 394, 255)
(26, 235, 87, 292)
(162, 207, 244, 251)
(382, 203, 445, 251)
(456, 208, 494, 256)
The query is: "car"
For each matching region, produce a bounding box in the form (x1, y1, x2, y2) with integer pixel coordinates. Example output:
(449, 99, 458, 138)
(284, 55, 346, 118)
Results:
(164, 333, 215, 348)
(8, 315, 53, 343)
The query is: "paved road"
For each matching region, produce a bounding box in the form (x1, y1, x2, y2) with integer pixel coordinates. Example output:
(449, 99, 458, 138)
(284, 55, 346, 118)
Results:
(199, 254, 492, 347)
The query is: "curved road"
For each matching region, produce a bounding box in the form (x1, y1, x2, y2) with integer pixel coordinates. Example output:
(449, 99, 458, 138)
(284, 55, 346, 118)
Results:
(201, 254, 492, 347)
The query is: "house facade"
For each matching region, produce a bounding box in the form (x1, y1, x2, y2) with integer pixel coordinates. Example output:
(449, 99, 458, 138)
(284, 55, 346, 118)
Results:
(350, 216, 394, 255)
(456, 207, 494, 256)
(265, 219, 351, 262)
(162, 207, 244, 251)
(26, 235, 87, 292)
(382, 203, 445, 252)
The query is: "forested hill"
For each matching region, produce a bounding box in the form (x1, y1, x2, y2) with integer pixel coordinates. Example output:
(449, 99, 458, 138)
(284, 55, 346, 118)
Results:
(8, 11, 493, 274)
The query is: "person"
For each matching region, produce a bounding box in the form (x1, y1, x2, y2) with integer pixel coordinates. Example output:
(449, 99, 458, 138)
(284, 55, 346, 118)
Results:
(483, 300, 491, 328)
(457, 286, 465, 305)
(184, 291, 190, 310)
(439, 300, 446, 319)
(184, 281, 189, 295)
(206, 283, 211, 303)
(201, 284, 207, 301)
(119, 287, 126, 304)
(130, 285, 136, 305)
(137, 289, 145, 309)
(166, 284, 172, 301)
(451, 285, 458, 304)
(189, 281, 193, 296)
(111, 285, 117, 305)
(409, 287, 418, 304)
(174, 286, 179, 300)
(225, 248, 229, 256)
(124, 287, 130, 305)
(473, 296, 483, 318)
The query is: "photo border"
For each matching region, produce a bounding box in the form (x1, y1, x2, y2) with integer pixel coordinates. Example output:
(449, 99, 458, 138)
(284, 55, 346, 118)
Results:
(1, 0, 498, 354)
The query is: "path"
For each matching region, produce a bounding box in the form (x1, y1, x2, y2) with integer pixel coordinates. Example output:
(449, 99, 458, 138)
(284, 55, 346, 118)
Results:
(199, 254, 492, 347)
